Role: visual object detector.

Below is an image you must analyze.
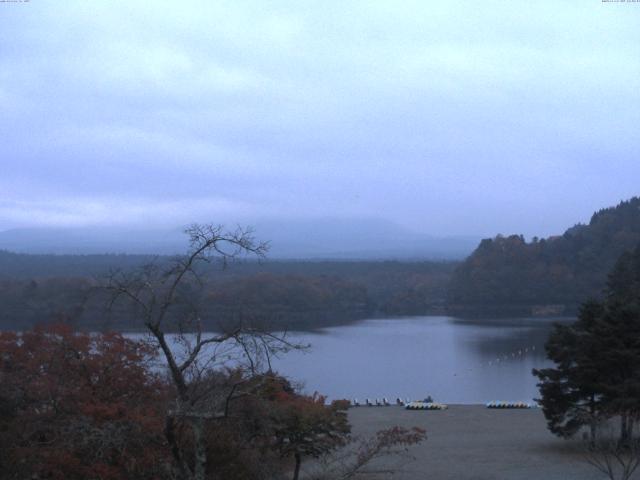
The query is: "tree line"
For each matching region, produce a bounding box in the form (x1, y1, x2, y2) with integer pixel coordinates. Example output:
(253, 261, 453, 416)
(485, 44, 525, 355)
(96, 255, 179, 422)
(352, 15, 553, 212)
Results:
(448, 197, 640, 317)
(0, 252, 455, 331)
(2, 197, 640, 329)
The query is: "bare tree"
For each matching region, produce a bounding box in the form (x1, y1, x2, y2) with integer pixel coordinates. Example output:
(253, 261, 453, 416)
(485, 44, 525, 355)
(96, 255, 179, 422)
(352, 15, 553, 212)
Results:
(583, 420, 640, 480)
(305, 426, 426, 480)
(106, 224, 299, 480)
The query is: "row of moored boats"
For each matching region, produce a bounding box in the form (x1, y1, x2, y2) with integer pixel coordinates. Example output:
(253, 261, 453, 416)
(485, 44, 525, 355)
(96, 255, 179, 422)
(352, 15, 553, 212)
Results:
(350, 398, 535, 410)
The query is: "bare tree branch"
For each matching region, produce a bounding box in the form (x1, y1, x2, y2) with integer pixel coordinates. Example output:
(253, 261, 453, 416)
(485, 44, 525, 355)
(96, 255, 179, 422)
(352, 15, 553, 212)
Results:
(102, 223, 300, 480)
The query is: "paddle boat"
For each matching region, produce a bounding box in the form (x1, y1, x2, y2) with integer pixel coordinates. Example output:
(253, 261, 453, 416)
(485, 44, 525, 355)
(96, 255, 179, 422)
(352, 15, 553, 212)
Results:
(486, 401, 532, 409)
(405, 401, 448, 410)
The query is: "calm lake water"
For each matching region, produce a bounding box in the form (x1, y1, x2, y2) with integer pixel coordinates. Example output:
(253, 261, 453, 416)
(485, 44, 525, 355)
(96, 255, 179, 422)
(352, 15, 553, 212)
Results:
(134, 316, 572, 405)
(269, 316, 571, 404)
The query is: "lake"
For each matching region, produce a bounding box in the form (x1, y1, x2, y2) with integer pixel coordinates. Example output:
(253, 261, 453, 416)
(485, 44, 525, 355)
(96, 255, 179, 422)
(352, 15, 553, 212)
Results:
(269, 316, 571, 404)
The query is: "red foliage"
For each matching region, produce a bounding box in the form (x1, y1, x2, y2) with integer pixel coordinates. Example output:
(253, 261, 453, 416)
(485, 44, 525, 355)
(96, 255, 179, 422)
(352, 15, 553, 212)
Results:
(0, 324, 170, 479)
(263, 378, 351, 459)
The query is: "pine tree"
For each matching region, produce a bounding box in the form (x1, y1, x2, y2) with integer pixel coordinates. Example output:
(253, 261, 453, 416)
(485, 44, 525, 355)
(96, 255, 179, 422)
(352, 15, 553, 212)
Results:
(533, 301, 605, 440)
(534, 244, 640, 443)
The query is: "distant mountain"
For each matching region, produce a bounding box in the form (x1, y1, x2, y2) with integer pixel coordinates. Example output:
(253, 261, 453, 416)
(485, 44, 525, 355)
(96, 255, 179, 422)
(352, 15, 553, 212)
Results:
(447, 197, 640, 317)
(252, 218, 478, 259)
(0, 219, 478, 260)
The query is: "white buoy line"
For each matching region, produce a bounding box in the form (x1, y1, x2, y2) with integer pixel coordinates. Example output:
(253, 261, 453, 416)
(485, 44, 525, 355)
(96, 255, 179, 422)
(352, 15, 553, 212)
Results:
(486, 344, 537, 367)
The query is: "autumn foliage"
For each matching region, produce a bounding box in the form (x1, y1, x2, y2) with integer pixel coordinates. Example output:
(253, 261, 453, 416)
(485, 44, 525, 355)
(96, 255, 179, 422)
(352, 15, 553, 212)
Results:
(0, 324, 168, 479)
(0, 325, 426, 480)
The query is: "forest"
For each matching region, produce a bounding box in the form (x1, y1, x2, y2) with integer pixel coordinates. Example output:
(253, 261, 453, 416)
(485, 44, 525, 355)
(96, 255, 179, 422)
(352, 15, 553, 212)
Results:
(1, 197, 640, 330)
(0, 253, 455, 331)
(447, 197, 640, 317)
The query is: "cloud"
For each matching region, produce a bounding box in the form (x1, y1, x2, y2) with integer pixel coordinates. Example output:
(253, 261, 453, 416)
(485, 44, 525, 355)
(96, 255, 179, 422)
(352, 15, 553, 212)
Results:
(0, 195, 260, 229)
(1, 0, 639, 236)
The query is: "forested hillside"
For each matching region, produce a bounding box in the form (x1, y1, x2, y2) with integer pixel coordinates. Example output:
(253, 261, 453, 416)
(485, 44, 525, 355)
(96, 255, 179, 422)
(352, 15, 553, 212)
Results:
(447, 197, 640, 317)
(3, 197, 639, 328)
(0, 254, 455, 331)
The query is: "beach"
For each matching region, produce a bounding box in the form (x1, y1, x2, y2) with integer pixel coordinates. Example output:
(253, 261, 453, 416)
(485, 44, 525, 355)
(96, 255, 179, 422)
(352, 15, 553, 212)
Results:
(345, 405, 606, 480)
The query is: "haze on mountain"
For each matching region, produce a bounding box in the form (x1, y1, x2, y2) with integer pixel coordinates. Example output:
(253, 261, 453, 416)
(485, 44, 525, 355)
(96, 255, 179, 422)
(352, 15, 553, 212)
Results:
(0, 219, 478, 260)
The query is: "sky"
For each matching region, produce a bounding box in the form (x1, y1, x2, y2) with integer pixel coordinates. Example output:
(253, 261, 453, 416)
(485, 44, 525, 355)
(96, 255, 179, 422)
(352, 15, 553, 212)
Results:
(1, 0, 639, 238)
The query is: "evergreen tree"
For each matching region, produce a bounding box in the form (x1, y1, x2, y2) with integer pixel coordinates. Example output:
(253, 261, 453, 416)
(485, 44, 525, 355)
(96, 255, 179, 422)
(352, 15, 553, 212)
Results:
(533, 301, 605, 440)
(534, 244, 640, 442)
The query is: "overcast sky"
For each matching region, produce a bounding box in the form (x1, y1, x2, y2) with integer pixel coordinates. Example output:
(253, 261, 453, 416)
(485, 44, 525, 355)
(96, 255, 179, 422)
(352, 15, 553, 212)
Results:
(1, 1, 639, 237)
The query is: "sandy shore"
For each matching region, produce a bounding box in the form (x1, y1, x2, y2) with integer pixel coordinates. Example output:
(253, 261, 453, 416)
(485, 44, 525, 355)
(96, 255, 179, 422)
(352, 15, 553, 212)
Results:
(344, 405, 607, 480)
